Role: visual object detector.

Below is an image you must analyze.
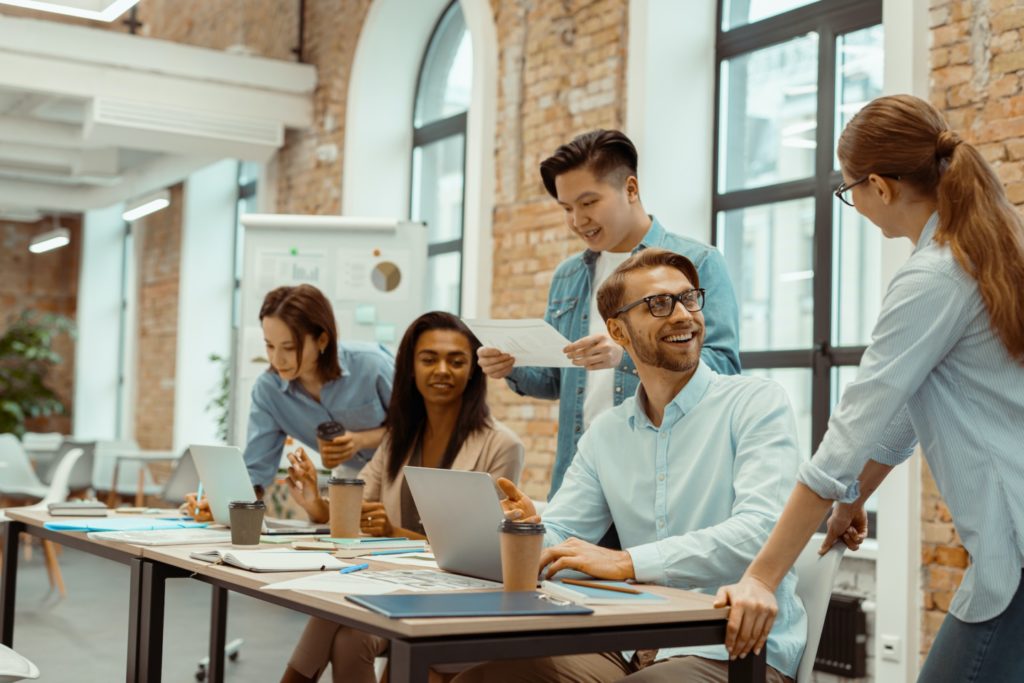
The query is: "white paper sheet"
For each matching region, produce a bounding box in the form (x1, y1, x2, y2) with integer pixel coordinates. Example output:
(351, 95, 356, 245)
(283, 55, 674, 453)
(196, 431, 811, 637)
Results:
(372, 554, 439, 569)
(463, 319, 574, 368)
(261, 572, 400, 595)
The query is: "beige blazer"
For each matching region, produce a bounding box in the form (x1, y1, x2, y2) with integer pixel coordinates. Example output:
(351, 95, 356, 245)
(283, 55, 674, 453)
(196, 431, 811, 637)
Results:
(359, 419, 524, 527)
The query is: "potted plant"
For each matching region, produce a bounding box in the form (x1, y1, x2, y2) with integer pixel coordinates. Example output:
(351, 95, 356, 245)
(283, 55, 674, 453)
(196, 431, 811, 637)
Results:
(0, 310, 76, 436)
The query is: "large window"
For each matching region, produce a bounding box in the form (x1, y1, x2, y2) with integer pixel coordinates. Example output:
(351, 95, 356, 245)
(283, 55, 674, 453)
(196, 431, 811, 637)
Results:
(411, 1, 472, 314)
(713, 2, 883, 510)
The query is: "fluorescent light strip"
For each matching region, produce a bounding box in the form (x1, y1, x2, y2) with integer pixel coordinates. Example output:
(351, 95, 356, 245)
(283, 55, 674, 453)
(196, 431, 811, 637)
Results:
(0, 0, 140, 21)
(29, 234, 70, 254)
(122, 197, 170, 222)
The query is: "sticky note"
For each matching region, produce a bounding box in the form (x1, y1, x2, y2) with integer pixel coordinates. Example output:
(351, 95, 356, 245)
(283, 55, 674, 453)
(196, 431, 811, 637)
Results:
(355, 304, 377, 325)
(375, 324, 396, 344)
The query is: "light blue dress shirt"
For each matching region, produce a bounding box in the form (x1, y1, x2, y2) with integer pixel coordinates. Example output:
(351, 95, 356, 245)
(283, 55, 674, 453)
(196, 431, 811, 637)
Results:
(800, 212, 1024, 623)
(543, 363, 807, 678)
(243, 341, 394, 488)
(505, 216, 741, 498)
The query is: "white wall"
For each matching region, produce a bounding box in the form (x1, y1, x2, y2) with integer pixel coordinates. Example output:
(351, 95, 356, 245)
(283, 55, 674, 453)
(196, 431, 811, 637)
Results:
(74, 203, 126, 440)
(172, 160, 238, 451)
(627, 0, 717, 243)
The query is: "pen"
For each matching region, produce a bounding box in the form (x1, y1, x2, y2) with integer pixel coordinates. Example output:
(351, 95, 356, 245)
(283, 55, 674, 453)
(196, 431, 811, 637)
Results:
(194, 483, 204, 518)
(340, 562, 370, 574)
(561, 578, 642, 595)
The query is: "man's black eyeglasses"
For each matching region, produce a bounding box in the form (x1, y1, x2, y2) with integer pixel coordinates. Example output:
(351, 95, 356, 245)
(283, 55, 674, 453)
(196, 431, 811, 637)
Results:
(834, 174, 902, 207)
(615, 288, 706, 318)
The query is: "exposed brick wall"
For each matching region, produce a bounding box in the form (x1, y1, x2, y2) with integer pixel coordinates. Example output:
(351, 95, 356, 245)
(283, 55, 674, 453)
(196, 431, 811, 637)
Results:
(0, 216, 81, 434)
(133, 184, 184, 449)
(489, 0, 629, 499)
(928, 0, 1024, 660)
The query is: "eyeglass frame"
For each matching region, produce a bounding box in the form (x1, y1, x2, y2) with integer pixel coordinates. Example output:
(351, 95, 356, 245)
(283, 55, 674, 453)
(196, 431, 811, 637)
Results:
(614, 288, 706, 318)
(834, 173, 902, 207)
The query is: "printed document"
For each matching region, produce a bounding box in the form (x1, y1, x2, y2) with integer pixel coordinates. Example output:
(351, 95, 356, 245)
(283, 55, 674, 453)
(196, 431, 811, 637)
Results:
(463, 319, 574, 368)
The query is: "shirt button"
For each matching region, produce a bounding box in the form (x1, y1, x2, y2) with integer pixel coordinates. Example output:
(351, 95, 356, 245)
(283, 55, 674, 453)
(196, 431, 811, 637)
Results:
(658, 474, 665, 482)
(615, 387, 622, 393)
(577, 387, 583, 395)
(575, 425, 581, 433)
(658, 519, 665, 528)
(660, 432, 667, 439)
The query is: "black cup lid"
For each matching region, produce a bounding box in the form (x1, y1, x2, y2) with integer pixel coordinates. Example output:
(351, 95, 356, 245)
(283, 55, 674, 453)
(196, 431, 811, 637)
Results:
(316, 420, 346, 439)
(498, 520, 545, 535)
(228, 500, 265, 509)
(328, 477, 365, 486)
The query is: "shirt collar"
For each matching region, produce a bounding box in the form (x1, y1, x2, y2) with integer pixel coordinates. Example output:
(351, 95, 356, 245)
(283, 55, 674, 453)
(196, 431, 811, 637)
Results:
(582, 215, 666, 265)
(629, 361, 714, 430)
(912, 212, 941, 255)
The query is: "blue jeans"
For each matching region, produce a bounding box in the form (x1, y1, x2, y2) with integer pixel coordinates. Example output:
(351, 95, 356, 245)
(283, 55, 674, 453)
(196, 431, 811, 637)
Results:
(918, 570, 1024, 682)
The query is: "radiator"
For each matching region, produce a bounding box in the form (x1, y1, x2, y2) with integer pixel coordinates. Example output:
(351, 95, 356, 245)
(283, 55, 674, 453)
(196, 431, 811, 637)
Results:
(814, 594, 868, 677)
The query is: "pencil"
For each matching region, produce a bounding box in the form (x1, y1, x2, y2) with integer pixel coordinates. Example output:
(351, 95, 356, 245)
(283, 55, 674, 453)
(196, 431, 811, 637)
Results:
(561, 578, 642, 594)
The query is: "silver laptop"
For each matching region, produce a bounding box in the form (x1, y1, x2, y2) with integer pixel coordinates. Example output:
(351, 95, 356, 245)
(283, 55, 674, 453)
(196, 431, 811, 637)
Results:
(404, 467, 505, 582)
(188, 444, 258, 526)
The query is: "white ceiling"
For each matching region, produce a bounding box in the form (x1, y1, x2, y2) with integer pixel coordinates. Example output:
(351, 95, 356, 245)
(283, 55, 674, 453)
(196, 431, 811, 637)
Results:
(0, 14, 316, 220)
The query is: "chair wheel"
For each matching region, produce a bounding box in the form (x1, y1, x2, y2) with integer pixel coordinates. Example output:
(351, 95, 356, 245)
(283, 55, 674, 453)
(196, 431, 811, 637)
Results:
(229, 651, 240, 662)
(195, 665, 206, 681)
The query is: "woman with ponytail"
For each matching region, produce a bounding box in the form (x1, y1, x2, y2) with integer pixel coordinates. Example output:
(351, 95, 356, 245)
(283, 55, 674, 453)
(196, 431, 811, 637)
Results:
(716, 94, 1024, 682)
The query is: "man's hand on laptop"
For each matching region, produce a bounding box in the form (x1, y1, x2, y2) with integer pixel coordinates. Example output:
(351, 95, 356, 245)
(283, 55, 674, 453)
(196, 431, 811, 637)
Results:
(286, 449, 329, 523)
(477, 347, 516, 379)
(540, 537, 636, 581)
(496, 477, 540, 523)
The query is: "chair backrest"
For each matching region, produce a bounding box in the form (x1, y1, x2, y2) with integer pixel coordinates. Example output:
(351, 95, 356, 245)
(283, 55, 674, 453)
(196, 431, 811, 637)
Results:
(794, 534, 846, 682)
(20, 431, 63, 453)
(91, 439, 160, 494)
(0, 434, 44, 492)
(36, 448, 85, 508)
(0, 642, 40, 680)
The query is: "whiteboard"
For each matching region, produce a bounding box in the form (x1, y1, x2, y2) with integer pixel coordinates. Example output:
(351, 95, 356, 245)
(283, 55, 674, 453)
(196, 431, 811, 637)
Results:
(231, 214, 427, 446)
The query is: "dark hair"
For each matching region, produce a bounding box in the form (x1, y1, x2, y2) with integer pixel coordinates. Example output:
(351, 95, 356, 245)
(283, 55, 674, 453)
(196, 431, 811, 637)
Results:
(259, 284, 341, 382)
(596, 248, 700, 322)
(384, 311, 491, 482)
(838, 94, 1024, 363)
(539, 129, 639, 199)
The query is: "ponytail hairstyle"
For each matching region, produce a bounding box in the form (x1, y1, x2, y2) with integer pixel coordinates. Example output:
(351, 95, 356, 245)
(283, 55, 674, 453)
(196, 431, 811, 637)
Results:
(837, 94, 1024, 363)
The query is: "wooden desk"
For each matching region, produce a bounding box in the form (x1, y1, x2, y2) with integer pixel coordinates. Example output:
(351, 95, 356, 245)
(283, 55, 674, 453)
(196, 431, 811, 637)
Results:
(1, 514, 767, 683)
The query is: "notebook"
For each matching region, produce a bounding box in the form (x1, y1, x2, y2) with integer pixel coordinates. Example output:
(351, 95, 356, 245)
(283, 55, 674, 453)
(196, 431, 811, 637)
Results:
(44, 518, 208, 532)
(190, 549, 345, 572)
(321, 538, 427, 558)
(88, 528, 233, 546)
(346, 591, 594, 618)
(47, 501, 109, 517)
(541, 580, 668, 605)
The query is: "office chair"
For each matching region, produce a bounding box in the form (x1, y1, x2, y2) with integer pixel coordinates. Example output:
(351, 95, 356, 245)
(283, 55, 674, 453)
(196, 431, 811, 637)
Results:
(0, 644, 40, 681)
(794, 533, 846, 682)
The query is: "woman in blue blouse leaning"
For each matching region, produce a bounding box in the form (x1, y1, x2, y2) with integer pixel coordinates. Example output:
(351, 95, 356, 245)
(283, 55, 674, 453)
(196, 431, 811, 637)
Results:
(717, 94, 1024, 682)
(243, 284, 394, 493)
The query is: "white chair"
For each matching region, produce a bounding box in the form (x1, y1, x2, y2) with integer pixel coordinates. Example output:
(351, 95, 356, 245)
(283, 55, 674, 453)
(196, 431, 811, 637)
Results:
(0, 435, 48, 500)
(0, 446, 86, 598)
(91, 440, 162, 505)
(793, 534, 846, 682)
(0, 644, 39, 681)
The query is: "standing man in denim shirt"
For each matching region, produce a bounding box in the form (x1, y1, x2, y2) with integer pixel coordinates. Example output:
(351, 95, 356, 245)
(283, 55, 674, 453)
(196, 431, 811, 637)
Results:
(479, 130, 740, 498)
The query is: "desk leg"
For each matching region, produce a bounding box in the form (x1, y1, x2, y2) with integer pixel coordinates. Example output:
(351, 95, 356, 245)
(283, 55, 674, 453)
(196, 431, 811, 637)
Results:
(0, 520, 23, 647)
(728, 649, 767, 683)
(137, 561, 168, 683)
(127, 558, 143, 683)
(389, 640, 429, 683)
(207, 585, 228, 683)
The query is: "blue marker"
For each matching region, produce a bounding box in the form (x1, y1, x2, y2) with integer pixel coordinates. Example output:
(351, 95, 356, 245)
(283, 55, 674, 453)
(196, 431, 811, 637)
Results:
(194, 483, 204, 518)
(340, 562, 369, 574)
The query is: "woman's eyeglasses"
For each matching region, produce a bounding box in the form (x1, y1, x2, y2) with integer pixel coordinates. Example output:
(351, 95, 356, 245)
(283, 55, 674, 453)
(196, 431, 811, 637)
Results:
(834, 174, 902, 207)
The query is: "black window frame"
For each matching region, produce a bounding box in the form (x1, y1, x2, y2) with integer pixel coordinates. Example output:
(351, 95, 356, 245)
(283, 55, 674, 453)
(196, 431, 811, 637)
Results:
(713, 0, 884, 533)
(410, 0, 469, 314)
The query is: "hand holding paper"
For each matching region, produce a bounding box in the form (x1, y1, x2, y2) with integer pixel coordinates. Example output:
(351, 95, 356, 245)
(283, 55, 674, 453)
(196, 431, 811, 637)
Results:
(464, 319, 575, 368)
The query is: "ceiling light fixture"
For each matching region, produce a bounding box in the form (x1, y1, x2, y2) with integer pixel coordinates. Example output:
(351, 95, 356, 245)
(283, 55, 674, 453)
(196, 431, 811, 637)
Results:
(0, 0, 140, 22)
(29, 226, 71, 254)
(122, 190, 170, 222)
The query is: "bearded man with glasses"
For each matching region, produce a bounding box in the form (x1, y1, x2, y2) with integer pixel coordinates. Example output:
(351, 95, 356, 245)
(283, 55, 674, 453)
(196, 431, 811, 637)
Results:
(452, 248, 806, 683)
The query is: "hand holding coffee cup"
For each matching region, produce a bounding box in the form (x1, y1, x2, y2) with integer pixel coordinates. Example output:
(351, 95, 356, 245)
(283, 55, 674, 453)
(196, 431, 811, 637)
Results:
(316, 420, 357, 468)
(498, 519, 545, 591)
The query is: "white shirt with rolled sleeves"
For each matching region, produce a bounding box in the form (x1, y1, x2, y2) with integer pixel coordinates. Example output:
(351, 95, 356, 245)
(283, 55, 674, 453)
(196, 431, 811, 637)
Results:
(799, 211, 1024, 623)
(540, 362, 807, 678)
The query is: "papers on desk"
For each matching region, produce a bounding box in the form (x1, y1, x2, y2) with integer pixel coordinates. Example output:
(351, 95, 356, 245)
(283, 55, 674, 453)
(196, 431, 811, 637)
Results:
(190, 549, 345, 572)
(88, 528, 233, 546)
(44, 518, 209, 532)
(261, 568, 499, 596)
(262, 572, 402, 596)
(541, 580, 667, 605)
(463, 319, 574, 368)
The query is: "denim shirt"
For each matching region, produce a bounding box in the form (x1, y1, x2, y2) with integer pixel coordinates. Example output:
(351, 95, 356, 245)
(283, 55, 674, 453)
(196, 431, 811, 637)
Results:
(506, 216, 741, 497)
(243, 341, 395, 488)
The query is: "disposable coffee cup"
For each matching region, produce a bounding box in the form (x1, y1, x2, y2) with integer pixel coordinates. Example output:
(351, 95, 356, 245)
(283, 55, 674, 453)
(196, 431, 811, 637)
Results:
(316, 420, 348, 465)
(328, 477, 365, 538)
(228, 500, 265, 546)
(498, 520, 545, 591)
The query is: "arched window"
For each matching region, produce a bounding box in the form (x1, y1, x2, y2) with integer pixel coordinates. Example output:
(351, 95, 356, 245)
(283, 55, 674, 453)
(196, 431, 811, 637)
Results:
(411, 1, 472, 313)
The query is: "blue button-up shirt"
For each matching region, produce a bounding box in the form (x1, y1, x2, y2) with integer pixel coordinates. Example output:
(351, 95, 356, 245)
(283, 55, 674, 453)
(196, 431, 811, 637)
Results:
(243, 341, 394, 488)
(543, 363, 806, 677)
(506, 216, 741, 498)
(800, 212, 1024, 623)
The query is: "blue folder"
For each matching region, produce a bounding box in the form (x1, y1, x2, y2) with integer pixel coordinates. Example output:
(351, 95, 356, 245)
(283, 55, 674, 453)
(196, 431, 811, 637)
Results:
(346, 591, 594, 618)
(44, 518, 209, 532)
